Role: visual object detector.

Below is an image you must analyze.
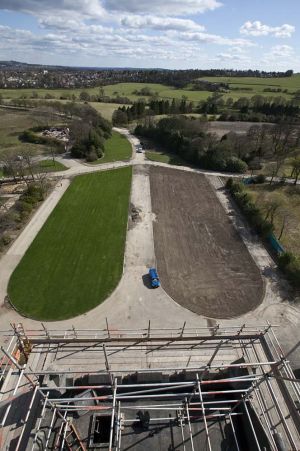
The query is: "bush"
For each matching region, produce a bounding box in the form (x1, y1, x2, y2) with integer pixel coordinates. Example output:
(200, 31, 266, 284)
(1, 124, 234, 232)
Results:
(225, 177, 234, 189)
(228, 180, 244, 194)
(15, 200, 33, 214)
(285, 257, 300, 287)
(255, 174, 266, 184)
(257, 220, 274, 237)
(22, 184, 44, 202)
(22, 195, 39, 205)
(1, 233, 12, 246)
(278, 252, 294, 269)
(229, 180, 273, 236)
(225, 157, 248, 173)
(86, 149, 98, 162)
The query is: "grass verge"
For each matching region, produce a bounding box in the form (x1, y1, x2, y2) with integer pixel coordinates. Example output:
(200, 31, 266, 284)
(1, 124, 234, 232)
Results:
(36, 159, 68, 172)
(8, 167, 132, 320)
(91, 130, 132, 164)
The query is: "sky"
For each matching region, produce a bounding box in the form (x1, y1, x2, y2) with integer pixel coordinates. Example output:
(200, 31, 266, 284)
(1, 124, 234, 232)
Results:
(0, 0, 299, 71)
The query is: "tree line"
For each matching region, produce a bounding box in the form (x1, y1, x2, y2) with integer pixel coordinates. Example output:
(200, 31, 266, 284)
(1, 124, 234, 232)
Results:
(199, 93, 300, 123)
(227, 178, 300, 288)
(112, 99, 193, 125)
(67, 104, 111, 161)
(135, 116, 300, 176)
(135, 116, 248, 173)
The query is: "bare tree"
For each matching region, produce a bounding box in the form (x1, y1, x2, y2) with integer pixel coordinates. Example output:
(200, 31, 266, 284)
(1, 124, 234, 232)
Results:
(290, 157, 300, 185)
(277, 209, 293, 241)
(268, 124, 300, 184)
(0, 149, 19, 182)
(263, 193, 284, 225)
(247, 124, 272, 160)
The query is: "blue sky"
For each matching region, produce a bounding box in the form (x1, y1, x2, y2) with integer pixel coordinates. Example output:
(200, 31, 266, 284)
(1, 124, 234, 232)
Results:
(0, 0, 299, 70)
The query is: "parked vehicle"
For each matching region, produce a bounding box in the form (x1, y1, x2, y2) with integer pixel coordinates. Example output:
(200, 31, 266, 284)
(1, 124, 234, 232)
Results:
(136, 145, 143, 153)
(149, 268, 160, 288)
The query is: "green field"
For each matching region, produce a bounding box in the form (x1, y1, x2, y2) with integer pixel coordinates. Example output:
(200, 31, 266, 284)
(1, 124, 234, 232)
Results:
(1, 76, 300, 105)
(198, 74, 300, 99)
(8, 167, 132, 320)
(89, 102, 130, 120)
(0, 109, 61, 156)
(92, 130, 132, 164)
(0, 83, 211, 103)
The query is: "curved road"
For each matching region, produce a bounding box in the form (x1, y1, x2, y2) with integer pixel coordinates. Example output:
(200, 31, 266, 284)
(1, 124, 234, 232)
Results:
(0, 128, 299, 367)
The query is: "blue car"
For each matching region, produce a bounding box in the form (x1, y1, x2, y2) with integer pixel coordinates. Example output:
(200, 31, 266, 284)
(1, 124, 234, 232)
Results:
(149, 268, 160, 288)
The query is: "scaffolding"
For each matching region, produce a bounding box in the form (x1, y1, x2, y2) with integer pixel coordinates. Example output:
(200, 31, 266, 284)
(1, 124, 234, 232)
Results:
(0, 322, 299, 450)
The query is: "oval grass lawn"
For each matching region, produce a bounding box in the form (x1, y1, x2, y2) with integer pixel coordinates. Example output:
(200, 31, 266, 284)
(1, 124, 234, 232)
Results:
(8, 167, 132, 320)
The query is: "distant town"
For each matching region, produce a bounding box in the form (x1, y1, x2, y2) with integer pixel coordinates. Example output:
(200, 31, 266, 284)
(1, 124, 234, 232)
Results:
(0, 60, 294, 89)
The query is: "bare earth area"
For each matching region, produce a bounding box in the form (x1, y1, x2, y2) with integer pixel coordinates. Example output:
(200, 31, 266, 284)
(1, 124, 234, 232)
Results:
(206, 121, 273, 138)
(150, 166, 264, 318)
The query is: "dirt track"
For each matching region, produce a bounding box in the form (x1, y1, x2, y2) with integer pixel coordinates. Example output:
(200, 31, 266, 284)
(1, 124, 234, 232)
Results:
(150, 166, 264, 318)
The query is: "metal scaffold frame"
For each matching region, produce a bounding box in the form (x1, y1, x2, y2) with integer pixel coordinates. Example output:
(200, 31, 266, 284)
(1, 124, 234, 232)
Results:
(0, 322, 299, 450)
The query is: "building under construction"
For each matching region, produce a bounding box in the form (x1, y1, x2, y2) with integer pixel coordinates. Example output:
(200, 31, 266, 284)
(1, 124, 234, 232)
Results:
(0, 322, 300, 450)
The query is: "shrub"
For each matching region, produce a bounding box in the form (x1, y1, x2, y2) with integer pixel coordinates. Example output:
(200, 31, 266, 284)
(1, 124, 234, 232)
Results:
(225, 177, 234, 189)
(225, 157, 248, 173)
(1, 233, 12, 246)
(255, 174, 266, 184)
(15, 200, 33, 214)
(23, 184, 44, 202)
(257, 220, 274, 237)
(278, 252, 294, 269)
(22, 195, 39, 205)
(230, 181, 244, 194)
(86, 149, 98, 162)
(285, 257, 300, 288)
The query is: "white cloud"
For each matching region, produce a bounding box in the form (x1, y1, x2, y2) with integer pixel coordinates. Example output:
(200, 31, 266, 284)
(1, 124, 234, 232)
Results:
(167, 31, 255, 47)
(120, 15, 205, 32)
(240, 21, 295, 38)
(260, 45, 297, 69)
(1, 0, 222, 17)
(217, 52, 250, 62)
(0, 0, 105, 18)
(0, 23, 198, 64)
(39, 16, 83, 31)
(103, 0, 222, 16)
(269, 45, 294, 57)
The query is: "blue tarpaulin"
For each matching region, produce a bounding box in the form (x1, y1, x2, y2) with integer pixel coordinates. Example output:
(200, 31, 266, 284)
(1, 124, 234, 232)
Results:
(268, 233, 285, 254)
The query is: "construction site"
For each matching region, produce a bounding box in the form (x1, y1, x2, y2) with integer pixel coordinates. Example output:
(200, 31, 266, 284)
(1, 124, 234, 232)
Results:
(0, 322, 299, 450)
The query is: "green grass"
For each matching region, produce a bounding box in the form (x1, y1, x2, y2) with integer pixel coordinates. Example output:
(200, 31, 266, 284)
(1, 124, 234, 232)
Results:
(146, 151, 184, 165)
(198, 74, 300, 100)
(8, 167, 132, 320)
(245, 184, 300, 255)
(91, 131, 132, 164)
(36, 159, 68, 172)
(89, 102, 131, 120)
(0, 74, 300, 108)
(0, 83, 211, 103)
(1, 75, 300, 106)
(0, 109, 62, 156)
